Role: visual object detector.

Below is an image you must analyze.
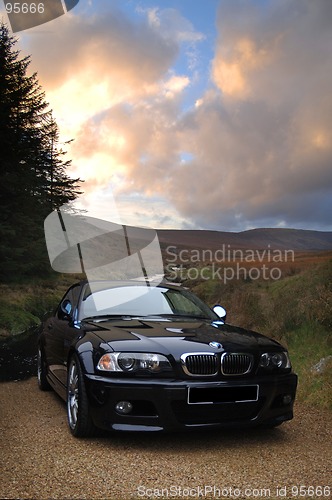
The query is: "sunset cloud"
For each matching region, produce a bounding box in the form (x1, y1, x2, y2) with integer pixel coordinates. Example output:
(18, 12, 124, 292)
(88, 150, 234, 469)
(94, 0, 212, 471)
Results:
(119, 0, 332, 230)
(213, 36, 272, 98)
(22, 6, 179, 139)
(11, 0, 332, 231)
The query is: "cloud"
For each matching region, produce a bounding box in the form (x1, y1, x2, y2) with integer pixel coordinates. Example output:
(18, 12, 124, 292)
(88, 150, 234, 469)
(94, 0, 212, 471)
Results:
(144, 6, 205, 44)
(70, 94, 181, 197)
(19, 5, 201, 214)
(26, 7, 178, 89)
(22, 6, 179, 138)
(112, 0, 332, 230)
(18, 0, 332, 231)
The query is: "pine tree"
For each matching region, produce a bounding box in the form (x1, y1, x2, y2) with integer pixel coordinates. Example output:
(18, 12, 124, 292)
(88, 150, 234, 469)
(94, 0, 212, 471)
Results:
(0, 22, 83, 281)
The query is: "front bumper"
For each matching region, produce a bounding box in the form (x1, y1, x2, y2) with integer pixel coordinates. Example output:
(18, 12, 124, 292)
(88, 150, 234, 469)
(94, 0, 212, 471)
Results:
(84, 373, 297, 432)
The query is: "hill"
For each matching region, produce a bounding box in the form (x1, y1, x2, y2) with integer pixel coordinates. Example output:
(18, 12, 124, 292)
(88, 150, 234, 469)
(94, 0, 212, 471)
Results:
(157, 228, 332, 251)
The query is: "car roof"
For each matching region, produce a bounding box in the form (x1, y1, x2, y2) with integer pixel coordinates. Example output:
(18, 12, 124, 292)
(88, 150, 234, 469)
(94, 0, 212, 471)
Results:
(76, 279, 184, 292)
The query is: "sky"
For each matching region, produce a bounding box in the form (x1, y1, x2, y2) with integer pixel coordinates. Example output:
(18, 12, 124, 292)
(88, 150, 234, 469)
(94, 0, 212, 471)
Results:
(2, 0, 332, 232)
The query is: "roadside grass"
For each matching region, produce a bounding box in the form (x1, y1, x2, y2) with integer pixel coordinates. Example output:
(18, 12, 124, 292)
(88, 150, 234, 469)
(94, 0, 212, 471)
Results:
(0, 274, 84, 337)
(0, 302, 40, 337)
(286, 323, 332, 410)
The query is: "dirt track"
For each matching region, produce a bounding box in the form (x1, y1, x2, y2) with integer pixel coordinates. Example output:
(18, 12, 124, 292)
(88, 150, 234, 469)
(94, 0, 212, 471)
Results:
(0, 377, 331, 500)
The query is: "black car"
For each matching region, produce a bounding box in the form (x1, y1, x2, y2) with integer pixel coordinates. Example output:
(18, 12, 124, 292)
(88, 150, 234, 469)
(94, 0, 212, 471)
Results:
(37, 280, 297, 437)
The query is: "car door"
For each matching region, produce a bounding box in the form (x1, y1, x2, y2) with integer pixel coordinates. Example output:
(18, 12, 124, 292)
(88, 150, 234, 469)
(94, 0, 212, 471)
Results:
(45, 285, 81, 387)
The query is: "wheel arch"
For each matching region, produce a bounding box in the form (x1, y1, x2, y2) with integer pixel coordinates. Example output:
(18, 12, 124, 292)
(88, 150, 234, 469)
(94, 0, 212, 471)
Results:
(67, 342, 95, 376)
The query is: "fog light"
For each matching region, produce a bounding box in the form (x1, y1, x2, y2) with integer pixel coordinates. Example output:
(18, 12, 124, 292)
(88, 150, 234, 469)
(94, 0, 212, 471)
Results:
(282, 394, 292, 405)
(115, 401, 133, 415)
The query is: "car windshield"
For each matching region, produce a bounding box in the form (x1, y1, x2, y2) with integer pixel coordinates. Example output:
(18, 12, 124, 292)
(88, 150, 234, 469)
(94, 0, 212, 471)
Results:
(79, 283, 217, 321)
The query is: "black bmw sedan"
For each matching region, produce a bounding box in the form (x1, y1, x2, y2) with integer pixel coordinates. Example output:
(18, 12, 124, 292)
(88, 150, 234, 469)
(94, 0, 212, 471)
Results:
(37, 280, 297, 437)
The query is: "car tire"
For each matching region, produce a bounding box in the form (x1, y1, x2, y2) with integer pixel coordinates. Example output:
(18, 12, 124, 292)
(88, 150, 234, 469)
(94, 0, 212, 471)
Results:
(37, 347, 51, 391)
(67, 354, 97, 438)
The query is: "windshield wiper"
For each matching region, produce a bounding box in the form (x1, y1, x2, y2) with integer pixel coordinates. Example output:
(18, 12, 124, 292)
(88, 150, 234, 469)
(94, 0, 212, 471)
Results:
(153, 313, 210, 320)
(82, 314, 133, 322)
(82, 313, 211, 322)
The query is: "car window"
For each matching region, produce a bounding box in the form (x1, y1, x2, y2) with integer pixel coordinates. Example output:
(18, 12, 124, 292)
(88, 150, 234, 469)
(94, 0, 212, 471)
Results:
(70, 285, 81, 306)
(79, 285, 216, 320)
(162, 289, 206, 316)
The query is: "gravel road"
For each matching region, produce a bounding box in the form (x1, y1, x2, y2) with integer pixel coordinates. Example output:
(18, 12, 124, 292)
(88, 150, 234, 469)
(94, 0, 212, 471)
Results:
(1, 378, 331, 500)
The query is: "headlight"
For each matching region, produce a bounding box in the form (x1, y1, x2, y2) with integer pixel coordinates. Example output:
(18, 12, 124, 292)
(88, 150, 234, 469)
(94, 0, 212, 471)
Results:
(259, 351, 291, 371)
(97, 352, 172, 373)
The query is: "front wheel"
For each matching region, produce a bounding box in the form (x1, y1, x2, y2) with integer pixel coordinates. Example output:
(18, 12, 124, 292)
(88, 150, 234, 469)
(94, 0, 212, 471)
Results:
(67, 354, 97, 438)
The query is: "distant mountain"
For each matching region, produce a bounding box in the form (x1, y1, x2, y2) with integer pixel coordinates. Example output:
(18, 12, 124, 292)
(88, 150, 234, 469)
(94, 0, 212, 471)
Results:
(157, 228, 332, 251)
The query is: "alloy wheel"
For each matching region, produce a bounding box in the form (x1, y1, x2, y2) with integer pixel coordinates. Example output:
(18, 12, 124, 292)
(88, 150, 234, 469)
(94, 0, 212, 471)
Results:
(67, 360, 79, 430)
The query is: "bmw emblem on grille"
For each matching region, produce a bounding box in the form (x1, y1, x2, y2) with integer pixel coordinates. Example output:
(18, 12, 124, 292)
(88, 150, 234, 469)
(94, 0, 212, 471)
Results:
(209, 341, 222, 349)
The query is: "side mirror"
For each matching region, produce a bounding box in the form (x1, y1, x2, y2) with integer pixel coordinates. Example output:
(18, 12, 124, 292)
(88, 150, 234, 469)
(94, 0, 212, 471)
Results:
(212, 305, 227, 321)
(60, 299, 72, 318)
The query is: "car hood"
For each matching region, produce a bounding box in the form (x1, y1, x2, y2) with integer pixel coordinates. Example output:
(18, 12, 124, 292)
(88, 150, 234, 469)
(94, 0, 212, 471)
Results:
(84, 317, 282, 356)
